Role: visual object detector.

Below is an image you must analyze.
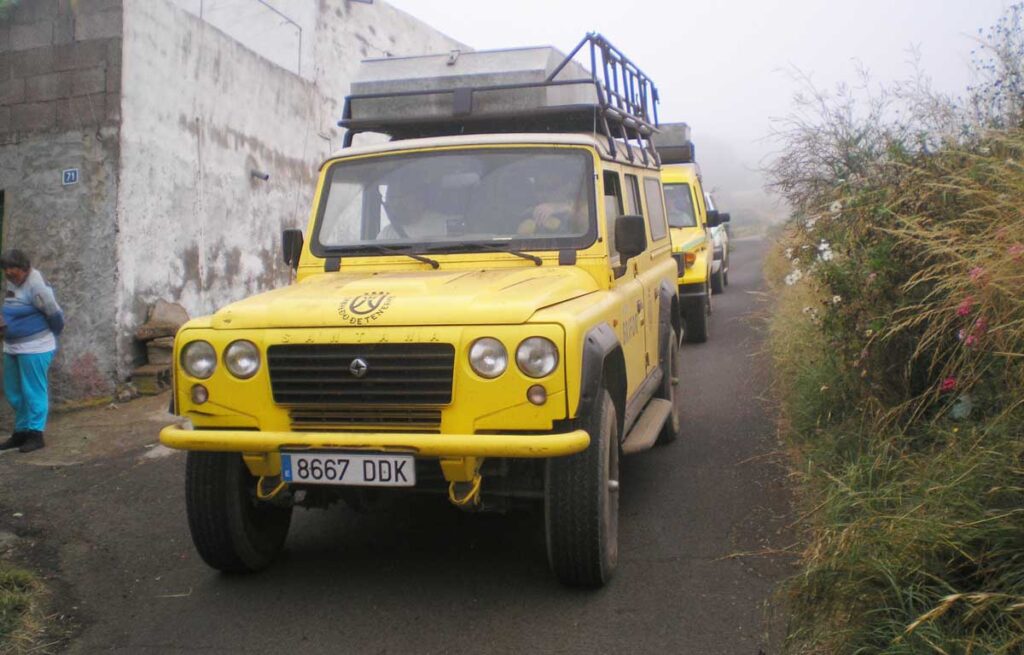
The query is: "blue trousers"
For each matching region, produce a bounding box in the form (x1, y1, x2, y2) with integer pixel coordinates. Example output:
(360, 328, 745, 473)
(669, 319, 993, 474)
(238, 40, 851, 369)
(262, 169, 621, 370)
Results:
(4, 351, 55, 432)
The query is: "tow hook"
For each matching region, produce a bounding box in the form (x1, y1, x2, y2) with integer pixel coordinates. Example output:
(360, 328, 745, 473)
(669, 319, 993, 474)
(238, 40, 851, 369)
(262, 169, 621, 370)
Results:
(448, 475, 483, 510)
(257, 475, 287, 501)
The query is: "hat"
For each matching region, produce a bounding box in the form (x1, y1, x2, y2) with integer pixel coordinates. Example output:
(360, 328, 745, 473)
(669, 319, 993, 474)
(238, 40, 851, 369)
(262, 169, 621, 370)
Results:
(0, 249, 30, 269)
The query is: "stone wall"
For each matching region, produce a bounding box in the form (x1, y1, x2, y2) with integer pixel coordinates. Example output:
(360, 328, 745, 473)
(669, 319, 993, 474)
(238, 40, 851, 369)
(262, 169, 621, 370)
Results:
(0, 0, 124, 401)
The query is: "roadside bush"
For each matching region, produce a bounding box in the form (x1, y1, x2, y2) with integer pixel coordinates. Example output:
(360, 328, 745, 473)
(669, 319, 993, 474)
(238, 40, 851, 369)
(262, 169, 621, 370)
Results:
(766, 5, 1024, 653)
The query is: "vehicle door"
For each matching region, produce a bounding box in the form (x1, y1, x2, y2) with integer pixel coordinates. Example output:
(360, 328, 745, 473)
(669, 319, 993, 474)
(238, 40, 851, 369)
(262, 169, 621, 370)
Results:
(639, 174, 673, 365)
(605, 169, 647, 398)
(622, 172, 660, 379)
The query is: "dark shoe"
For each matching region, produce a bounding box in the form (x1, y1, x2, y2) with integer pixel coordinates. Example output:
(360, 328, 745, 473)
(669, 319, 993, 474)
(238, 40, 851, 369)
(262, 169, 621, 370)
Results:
(18, 431, 44, 453)
(0, 431, 28, 451)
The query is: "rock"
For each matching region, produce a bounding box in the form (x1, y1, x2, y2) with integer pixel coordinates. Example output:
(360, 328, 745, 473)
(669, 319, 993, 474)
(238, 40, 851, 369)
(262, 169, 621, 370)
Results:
(135, 301, 189, 342)
(132, 364, 171, 396)
(115, 382, 139, 403)
(146, 338, 174, 365)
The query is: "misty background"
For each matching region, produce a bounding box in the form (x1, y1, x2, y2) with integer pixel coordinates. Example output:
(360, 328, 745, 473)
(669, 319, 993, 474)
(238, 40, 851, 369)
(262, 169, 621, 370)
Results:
(384, 0, 1012, 230)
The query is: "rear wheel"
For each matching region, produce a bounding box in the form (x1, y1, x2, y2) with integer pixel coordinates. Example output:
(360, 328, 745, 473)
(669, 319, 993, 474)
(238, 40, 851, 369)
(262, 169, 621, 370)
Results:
(657, 333, 682, 444)
(545, 387, 619, 587)
(186, 452, 293, 573)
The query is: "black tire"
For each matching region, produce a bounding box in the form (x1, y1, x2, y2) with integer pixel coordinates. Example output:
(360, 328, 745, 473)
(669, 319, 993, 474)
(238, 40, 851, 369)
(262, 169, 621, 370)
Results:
(657, 333, 682, 444)
(545, 387, 619, 587)
(186, 451, 293, 573)
(711, 265, 725, 294)
(683, 287, 709, 343)
(723, 253, 730, 287)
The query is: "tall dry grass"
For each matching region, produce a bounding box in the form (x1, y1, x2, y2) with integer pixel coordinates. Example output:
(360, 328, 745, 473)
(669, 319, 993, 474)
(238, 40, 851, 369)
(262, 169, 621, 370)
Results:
(765, 6, 1024, 653)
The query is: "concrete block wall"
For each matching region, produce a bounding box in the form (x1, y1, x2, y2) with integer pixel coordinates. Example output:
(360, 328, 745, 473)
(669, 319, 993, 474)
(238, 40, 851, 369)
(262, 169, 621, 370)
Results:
(0, 0, 122, 138)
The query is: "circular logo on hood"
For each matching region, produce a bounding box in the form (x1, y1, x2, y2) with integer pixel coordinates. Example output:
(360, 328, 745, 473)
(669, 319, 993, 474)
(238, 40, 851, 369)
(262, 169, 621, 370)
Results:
(338, 291, 393, 326)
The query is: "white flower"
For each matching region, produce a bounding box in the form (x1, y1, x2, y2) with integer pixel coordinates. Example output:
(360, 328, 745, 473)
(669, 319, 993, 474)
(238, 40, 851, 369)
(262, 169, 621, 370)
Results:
(784, 247, 793, 259)
(784, 269, 804, 286)
(820, 250, 834, 262)
(832, 295, 842, 304)
(829, 200, 842, 215)
(805, 217, 818, 230)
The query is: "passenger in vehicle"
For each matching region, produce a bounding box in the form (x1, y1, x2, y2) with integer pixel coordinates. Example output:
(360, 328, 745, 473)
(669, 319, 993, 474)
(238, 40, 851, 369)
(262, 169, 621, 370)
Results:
(377, 181, 451, 240)
(517, 167, 588, 236)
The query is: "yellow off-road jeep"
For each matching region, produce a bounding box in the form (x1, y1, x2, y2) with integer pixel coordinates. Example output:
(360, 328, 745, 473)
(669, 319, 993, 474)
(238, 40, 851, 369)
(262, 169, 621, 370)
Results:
(160, 34, 682, 588)
(654, 125, 726, 342)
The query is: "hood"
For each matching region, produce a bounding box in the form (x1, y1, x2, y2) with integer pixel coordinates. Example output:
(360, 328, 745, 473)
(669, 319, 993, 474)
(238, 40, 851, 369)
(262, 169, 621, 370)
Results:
(211, 267, 599, 329)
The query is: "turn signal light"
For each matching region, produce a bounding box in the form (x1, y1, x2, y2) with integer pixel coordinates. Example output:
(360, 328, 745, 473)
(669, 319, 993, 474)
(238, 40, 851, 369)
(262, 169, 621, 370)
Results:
(684, 252, 697, 268)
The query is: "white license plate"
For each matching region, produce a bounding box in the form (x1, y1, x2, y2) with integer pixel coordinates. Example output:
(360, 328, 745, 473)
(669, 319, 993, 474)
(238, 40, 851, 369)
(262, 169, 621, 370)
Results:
(281, 452, 415, 487)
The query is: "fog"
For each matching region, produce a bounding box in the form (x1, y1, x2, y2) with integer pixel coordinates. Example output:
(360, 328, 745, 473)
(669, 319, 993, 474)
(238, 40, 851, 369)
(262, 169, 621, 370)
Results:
(383, 0, 1010, 226)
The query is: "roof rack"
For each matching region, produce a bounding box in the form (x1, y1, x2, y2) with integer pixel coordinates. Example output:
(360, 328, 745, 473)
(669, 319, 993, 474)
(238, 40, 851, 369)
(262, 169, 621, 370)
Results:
(339, 33, 662, 164)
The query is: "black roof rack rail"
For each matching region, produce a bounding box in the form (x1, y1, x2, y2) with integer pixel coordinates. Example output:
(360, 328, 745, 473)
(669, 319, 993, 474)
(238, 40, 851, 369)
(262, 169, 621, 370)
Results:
(339, 32, 661, 164)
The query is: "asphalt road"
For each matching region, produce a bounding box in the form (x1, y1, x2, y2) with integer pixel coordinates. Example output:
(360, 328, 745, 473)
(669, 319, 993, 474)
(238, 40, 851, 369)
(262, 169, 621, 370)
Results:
(0, 236, 794, 654)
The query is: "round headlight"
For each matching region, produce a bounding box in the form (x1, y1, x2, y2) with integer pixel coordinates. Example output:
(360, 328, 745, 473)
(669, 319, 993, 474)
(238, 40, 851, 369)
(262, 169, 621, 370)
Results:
(181, 341, 216, 379)
(469, 337, 508, 379)
(224, 340, 260, 379)
(516, 337, 559, 378)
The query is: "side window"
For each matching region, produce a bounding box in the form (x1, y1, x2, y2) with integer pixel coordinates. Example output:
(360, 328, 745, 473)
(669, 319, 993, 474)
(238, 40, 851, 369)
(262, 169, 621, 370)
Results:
(693, 179, 708, 225)
(643, 177, 668, 241)
(602, 171, 623, 272)
(624, 174, 642, 216)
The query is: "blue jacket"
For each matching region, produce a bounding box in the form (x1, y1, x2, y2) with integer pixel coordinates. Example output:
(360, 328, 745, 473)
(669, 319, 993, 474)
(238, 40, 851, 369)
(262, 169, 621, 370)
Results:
(3, 268, 64, 344)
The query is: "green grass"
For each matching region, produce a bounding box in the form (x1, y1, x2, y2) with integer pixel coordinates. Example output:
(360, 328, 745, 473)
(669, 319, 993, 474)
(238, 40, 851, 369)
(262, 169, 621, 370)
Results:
(0, 565, 39, 652)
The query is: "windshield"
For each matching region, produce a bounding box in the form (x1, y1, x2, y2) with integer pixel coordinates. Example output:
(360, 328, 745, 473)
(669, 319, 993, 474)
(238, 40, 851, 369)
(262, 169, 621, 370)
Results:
(312, 148, 596, 255)
(664, 183, 697, 228)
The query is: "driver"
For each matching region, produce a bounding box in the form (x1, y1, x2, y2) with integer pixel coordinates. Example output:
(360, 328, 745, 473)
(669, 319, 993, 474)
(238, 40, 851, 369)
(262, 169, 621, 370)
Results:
(377, 176, 450, 240)
(516, 167, 588, 236)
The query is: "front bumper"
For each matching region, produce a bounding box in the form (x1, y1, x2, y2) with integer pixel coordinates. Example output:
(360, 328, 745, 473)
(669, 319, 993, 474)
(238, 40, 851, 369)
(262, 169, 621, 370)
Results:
(160, 425, 590, 458)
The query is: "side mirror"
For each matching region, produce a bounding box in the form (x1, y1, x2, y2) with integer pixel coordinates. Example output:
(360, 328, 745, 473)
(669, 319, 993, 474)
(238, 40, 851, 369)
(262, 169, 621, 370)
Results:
(282, 229, 304, 270)
(719, 212, 731, 224)
(706, 209, 721, 228)
(614, 214, 647, 263)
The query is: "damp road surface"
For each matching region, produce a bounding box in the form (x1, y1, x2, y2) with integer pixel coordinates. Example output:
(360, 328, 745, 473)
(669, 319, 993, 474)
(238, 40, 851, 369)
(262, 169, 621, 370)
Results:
(0, 236, 794, 654)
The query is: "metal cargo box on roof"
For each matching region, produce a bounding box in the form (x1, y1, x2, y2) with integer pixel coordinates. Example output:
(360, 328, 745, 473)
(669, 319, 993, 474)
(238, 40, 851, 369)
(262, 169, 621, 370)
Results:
(347, 47, 597, 124)
(652, 122, 695, 164)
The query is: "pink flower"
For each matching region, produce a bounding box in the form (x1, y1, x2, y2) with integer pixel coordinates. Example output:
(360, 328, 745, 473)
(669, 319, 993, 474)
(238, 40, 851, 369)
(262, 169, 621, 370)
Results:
(957, 328, 966, 341)
(969, 267, 987, 284)
(965, 334, 978, 348)
(956, 296, 974, 317)
(1009, 243, 1024, 261)
(866, 272, 878, 283)
(974, 317, 988, 334)
(940, 377, 957, 393)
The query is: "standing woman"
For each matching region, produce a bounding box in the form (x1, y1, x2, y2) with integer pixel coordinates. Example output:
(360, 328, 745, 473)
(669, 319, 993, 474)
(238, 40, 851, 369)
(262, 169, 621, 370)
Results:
(0, 249, 63, 453)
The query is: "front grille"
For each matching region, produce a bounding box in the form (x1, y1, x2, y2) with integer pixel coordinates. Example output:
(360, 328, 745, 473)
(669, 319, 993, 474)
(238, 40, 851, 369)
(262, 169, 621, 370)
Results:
(267, 343, 455, 405)
(288, 406, 442, 432)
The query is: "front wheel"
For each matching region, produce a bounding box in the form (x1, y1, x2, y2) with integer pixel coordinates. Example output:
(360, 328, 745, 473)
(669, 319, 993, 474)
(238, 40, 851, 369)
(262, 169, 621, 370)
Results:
(711, 265, 725, 294)
(682, 288, 710, 343)
(545, 387, 619, 587)
(186, 452, 293, 573)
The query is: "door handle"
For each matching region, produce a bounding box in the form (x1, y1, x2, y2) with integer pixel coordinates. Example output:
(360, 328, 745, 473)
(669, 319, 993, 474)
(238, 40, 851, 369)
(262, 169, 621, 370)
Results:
(636, 300, 643, 313)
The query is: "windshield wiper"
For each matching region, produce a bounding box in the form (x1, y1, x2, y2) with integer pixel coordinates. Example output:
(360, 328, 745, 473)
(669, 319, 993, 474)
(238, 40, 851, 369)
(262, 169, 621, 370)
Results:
(357, 245, 440, 269)
(426, 242, 543, 266)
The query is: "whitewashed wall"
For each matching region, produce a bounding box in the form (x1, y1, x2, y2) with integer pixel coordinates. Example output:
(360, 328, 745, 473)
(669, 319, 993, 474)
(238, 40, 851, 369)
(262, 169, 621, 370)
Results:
(115, 0, 462, 376)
